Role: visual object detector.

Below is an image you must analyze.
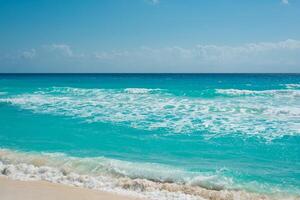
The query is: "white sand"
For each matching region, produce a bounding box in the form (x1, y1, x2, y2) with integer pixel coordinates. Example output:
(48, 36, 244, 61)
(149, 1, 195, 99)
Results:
(0, 176, 141, 200)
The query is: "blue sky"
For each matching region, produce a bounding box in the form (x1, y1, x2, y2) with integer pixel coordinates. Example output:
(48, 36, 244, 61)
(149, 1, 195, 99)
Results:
(0, 0, 300, 73)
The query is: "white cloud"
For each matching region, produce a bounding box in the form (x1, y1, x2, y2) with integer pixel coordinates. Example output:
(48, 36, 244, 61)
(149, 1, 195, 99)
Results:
(46, 44, 73, 57)
(193, 39, 300, 62)
(93, 39, 300, 66)
(89, 39, 300, 72)
(0, 49, 36, 61)
(146, 0, 159, 5)
(281, 0, 289, 5)
(21, 49, 36, 59)
(1, 39, 300, 72)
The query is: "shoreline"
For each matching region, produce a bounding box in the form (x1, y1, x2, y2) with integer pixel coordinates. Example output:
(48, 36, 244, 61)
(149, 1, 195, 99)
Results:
(0, 176, 141, 200)
(1, 175, 299, 200)
(1, 149, 299, 200)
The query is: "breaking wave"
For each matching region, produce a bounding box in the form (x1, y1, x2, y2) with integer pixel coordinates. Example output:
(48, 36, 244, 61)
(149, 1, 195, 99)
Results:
(0, 87, 300, 141)
(1, 149, 296, 200)
(284, 84, 300, 89)
(124, 88, 162, 94)
(215, 89, 300, 97)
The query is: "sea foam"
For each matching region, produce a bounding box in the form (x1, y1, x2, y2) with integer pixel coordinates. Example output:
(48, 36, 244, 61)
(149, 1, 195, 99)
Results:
(284, 84, 300, 89)
(124, 88, 162, 94)
(1, 149, 293, 200)
(0, 87, 299, 141)
(215, 88, 300, 97)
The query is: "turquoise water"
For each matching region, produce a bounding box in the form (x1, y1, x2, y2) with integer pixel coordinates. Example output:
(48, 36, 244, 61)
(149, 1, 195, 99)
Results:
(0, 74, 299, 199)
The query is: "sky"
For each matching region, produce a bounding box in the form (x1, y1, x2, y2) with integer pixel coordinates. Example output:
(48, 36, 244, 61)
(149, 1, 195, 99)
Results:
(0, 0, 300, 73)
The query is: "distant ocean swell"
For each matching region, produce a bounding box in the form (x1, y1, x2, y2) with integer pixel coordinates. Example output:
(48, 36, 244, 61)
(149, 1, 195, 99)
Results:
(0, 86, 299, 140)
(0, 149, 296, 200)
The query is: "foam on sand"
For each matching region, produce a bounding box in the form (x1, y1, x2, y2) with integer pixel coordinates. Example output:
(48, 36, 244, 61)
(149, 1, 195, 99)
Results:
(1, 149, 295, 200)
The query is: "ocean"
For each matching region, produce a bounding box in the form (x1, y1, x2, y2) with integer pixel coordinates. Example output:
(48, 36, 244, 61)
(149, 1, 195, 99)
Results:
(0, 74, 299, 200)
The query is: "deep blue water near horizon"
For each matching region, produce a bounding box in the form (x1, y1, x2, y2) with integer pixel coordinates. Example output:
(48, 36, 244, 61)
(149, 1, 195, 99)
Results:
(0, 74, 299, 197)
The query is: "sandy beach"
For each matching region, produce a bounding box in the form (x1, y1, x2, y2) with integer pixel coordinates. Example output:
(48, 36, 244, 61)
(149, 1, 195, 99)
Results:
(0, 176, 141, 200)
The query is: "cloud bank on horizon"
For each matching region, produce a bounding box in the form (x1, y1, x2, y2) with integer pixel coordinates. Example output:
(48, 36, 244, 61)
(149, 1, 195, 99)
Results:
(0, 0, 299, 73)
(2, 39, 299, 73)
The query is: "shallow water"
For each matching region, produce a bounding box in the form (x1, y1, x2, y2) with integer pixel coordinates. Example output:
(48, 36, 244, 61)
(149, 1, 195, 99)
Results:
(0, 74, 299, 199)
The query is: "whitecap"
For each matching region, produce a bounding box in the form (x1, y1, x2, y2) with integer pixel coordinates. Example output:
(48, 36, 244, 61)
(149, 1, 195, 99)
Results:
(0, 87, 299, 141)
(215, 88, 300, 97)
(124, 88, 162, 94)
(284, 84, 300, 89)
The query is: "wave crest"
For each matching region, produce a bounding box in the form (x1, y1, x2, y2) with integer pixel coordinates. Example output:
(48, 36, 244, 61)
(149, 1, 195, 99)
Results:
(215, 89, 300, 97)
(124, 88, 162, 94)
(284, 84, 300, 89)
